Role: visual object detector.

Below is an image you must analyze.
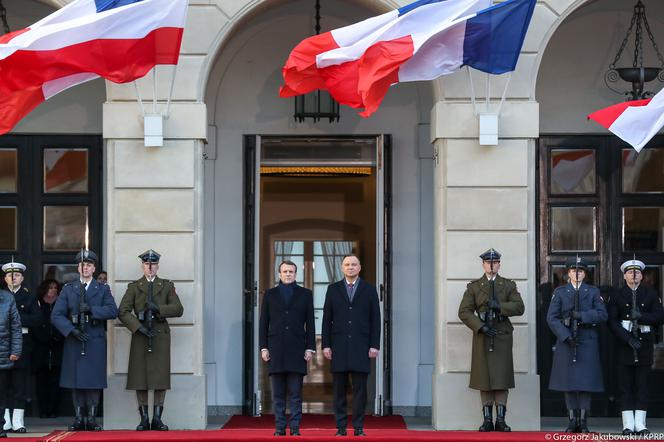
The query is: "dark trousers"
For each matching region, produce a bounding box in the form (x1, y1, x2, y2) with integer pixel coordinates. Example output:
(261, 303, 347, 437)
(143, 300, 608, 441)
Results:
(271, 373, 303, 431)
(6, 366, 29, 409)
(333, 372, 368, 430)
(35, 365, 61, 417)
(0, 370, 9, 430)
(564, 391, 592, 410)
(619, 364, 650, 410)
(72, 389, 100, 408)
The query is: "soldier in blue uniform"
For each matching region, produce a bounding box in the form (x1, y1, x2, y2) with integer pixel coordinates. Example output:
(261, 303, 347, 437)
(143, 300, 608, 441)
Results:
(2, 261, 41, 434)
(0, 288, 22, 439)
(52, 250, 118, 431)
(608, 259, 664, 435)
(547, 257, 607, 433)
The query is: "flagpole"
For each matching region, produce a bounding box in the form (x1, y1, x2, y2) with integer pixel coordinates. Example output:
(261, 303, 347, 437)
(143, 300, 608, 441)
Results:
(153, 67, 157, 114)
(133, 81, 146, 116)
(485, 73, 490, 112)
(467, 67, 478, 116)
(165, 64, 179, 119)
(496, 73, 512, 116)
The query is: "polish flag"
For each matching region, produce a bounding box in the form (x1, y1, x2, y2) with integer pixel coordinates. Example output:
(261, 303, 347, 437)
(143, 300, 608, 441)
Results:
(0, 0, 188, 135)
(280, 0, 536, 117)
(588, 88, 664, 152)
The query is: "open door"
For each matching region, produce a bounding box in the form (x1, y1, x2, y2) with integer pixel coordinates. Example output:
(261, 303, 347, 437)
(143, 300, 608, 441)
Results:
(243, 135, 262, 416)
(374, 135, 392, 415)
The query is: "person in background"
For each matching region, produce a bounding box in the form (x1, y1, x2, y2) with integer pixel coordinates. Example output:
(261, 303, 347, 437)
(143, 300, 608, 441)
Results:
(0, 288, 22, 438)
(2, 261, 41, 434)
(96, 272, 108, 285)
(32, 279, 64, 418)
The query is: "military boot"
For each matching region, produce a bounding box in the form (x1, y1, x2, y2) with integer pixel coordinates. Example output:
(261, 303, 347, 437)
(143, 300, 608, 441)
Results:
(478, 405, 494, 432)
(87, 406, 102, 431)
(494, 404, 511, 432)
(564, 409, 578, 433)
(151, 406, 169, 431)
(136, 406, 150, 431)
(68, 407, 86, 431)
(578, 409, 589, 433)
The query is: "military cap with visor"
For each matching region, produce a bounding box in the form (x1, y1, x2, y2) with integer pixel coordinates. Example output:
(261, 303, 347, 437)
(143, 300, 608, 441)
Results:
(76, 249, 98, 264)
(565, 256, 589, 271)
(479, 248, 501, 261)
(139, 249, 160, 263)
(2, 261, 26, 274)
(620, 259, 645, 273)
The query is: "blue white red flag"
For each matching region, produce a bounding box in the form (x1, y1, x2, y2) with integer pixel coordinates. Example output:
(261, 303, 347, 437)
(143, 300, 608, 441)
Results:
(280, 0, 536, 117)
(0, 0, 188, 135)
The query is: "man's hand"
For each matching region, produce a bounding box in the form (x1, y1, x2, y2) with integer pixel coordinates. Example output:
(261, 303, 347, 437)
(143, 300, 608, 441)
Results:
(261, 349, 270, 362)
(323, 347, 332, 360)
(9, 355, 19, 361)
(146, 301, 160, 313)
(628, 337, 642, 350)
(137, 326, 157, 338)
(368, 348, 379, 358)
(79, 302, 91, 314)
(565, 336, 576, 348)
(630, 310, 642, 321)
(488, 298, 501, 313)
(71, 329, 88, 342)
(479, 325, 497, 337)
(571, 310, 582, 320)
(304, 350, 314, 362)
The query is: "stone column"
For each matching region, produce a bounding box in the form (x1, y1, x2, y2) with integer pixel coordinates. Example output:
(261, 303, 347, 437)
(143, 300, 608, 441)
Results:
(431, 100, 541, 430)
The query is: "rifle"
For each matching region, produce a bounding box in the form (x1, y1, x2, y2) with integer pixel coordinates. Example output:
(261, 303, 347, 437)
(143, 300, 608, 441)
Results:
(72, 249, 89, 356)
(571, 255, 580, 363)
(630, 266, 640, 364)
(147, 258, 154, 353)
(487, 253, 497, 352)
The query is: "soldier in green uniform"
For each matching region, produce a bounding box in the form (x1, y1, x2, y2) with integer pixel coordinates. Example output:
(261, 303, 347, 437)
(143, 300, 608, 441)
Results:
(118, 250, 183, 431)
(458, 248, 525, 432)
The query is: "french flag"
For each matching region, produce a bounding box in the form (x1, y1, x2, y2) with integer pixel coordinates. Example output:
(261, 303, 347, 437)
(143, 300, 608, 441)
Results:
(588, 88, 664, 152)
(0, 0, 187, 135)
(280, 0, 536, 117)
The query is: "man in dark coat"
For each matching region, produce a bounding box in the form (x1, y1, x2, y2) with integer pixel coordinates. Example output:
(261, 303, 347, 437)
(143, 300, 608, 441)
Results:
(259, 260, 315, 436)
(2, 260, 41, 434)
(458, 248, 524, 432)
(608, 259, 664, 435)
(52, 250, 118, 431)
(322, 254, 380, 436)
(0, 288, 21, 439)
(547, 256, 607, 433)
(118, 250, 184, 431)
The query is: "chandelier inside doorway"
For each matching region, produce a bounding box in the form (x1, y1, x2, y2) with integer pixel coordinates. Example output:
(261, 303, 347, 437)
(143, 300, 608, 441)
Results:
(605, 0, 664, 100)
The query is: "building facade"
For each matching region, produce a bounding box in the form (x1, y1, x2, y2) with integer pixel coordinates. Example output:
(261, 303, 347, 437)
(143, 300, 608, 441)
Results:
(1, 0, 663, 431)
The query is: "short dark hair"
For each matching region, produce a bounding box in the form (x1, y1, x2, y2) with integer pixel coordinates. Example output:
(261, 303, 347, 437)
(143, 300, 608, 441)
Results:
(342, 254, 361, 264)
(279, 260, 297, 273)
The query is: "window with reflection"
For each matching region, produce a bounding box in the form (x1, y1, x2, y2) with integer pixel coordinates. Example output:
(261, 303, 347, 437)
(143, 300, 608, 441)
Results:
(551, 264, 597, 289)
(550, 149, 596, 194)
(43, 264, 79, 284)
(0, 149, 17, 193)
(551, 206, 596, 252)
(273, 241, 305, 285)
(623, 207, 664, 252)
(623, 148, 664, 193)
(43, 206, 88, 251)
(44, 148, 88, 193)
(0, 207, 16, 250)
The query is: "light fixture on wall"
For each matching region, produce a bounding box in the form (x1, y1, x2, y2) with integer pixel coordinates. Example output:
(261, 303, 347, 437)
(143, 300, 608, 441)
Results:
(293, 0, 340, 123)
(605, 0, 664, 100)
(0, 0, 11, 35)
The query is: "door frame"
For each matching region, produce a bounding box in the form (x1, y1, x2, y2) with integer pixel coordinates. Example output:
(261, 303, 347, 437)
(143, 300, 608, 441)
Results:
(242, 134, 392, 416)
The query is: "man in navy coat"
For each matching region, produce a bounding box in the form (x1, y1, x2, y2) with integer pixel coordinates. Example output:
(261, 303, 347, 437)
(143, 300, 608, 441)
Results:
(322, 255, 380, 436)
(259, 260, 315, 436)
(547, 257, 607, 433)
(608, 259, 664, 435)
(52, 250, 118, 431)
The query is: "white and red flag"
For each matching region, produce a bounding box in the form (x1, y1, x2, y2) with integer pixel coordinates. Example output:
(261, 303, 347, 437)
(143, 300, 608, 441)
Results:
(279, 0, 536, 117)
(0, 0, 187, 135)
(588, 88, 664, 152)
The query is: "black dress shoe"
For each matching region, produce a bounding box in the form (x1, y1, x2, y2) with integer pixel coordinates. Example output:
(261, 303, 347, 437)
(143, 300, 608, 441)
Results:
(273, 429, 286, 436)
(290, 428, 301, 436)
(0, 430, 6, 438)
(335, 428, 347, 436)
(354, 428, 366, 436)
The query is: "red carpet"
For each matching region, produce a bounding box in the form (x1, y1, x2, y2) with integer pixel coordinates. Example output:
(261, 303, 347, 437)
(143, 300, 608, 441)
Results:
(222, 413, 406, 429)
(40, 429, 625, 442)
